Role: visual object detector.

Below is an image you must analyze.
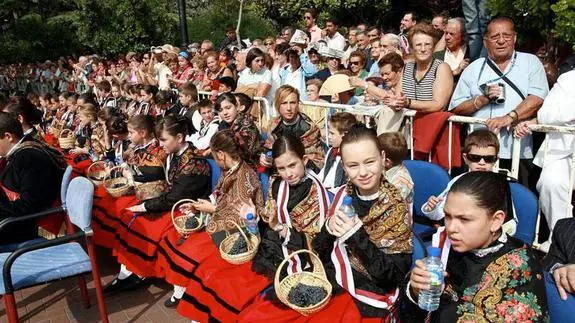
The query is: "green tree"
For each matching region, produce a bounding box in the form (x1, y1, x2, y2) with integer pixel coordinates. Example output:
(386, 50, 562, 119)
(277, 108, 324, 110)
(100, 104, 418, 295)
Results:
(552, 0, 575, 50)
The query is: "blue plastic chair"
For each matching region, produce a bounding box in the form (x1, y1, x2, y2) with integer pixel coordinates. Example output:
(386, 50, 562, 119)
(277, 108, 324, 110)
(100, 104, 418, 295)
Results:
(411, 234, 426, 269)
(510, 182, 538, 245)
(206, 159, 221, 191)
(259, 172, 270, 201)
(404, 160, 451, 239)
(60, 165, 74, 206)
(544, 271, 575, 322)
(0, 177, 109, 323)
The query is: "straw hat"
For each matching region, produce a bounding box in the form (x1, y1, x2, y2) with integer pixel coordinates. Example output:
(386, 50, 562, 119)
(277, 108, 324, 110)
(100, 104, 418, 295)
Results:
(319, 74, 355, 96)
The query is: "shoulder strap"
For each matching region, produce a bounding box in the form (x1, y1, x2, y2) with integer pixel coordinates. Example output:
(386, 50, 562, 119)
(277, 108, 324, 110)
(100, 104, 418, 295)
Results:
(485, 59, 526, 100)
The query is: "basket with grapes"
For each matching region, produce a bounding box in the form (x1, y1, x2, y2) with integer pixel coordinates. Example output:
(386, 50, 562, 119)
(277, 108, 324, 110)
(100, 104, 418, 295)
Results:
(219, 220, 259, 265)
(171, 199, 204, 235)
(275, 249, 332, 316)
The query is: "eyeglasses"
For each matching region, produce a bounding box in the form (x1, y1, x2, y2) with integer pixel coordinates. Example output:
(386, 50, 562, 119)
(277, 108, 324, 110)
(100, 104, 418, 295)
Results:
(487, 33, 515, 42)
(304, 16, 313, 20)
(466, 153, 498, 164)
(264, 42, 273, 46)
(349, 61, 361, 66)
(327, 57, 339, 61)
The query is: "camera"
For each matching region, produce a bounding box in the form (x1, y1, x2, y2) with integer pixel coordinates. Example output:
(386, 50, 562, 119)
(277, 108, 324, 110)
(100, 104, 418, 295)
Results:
(480, 82, 506, 105)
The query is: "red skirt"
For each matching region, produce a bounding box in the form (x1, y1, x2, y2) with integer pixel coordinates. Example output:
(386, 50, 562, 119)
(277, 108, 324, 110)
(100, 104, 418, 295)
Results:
(238, 293, 388, 322)
(64, 154, 92, 175)
(176, 243, 271, 322)
(92, 187, 139, 249)
(43, 134, 59, 148)
(112, 209, 173, 277)
(155, 229, 219, 286)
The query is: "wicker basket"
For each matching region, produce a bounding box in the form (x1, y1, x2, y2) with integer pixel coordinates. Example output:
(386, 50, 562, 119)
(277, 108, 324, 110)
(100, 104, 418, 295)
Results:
(58, 129, 76, 149)
(103, 166, 132, 198)
(87, 161, 107, 186)
(51, 121, 63, 138)
(219, 220, 259, 265)
(171, 199, 204, 236)
(135, 180, 167, 201)
(274, 249, 332, 316)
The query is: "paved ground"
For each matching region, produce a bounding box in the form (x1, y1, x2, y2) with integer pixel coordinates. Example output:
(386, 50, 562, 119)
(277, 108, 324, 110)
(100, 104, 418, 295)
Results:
(0, 247, 186, 323)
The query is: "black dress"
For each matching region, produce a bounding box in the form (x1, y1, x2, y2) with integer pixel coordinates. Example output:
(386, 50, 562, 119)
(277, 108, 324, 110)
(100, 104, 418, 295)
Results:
(0, 138, 66, 244)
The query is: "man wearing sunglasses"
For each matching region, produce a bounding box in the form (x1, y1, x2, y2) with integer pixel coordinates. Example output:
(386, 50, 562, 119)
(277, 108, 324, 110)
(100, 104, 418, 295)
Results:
(421, 129, 518, 236)
(303, 8, 322, 45)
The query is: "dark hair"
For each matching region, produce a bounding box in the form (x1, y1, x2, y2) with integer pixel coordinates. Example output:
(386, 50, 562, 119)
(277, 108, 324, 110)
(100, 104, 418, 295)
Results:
(106, 114, 128, 136)
(210, 130, 242, 160)
(0, 112, 24, 139)
(378, 52, 405, 72)
(341, 124, 382, 152)
(96, 80, 112, 93)
(449, 171, 514, 221)
(235, 92, 253, 111)
(128, 114, 156, 137)
(303, 8, 317, 19)
(404, 11, 417, 22)
(157, 115, 189, 137)
(4, 97, 42, 126)
(486, 17, 515, 35)
(329, 112, 358, 134)
(246, 48, 266, 69)
(59, 92, 72, 100)
(463, 129, 500, 155)
(272, 133, 305, 160)
(78, 92, 97, 106)
(349, 50, 367, 67)
(276, 43, 290, 56)
(219, 76, 236, 91)
(325, 16, 339, 26)
(197, 99, 213, 111)
(141, 85, 159, 97)
(378, 132, 408, 165)
(0, 93, 8, 111)
(180, 82, 198, 100)
(214, 92, 237, 112)
(155, 90, 174, 105)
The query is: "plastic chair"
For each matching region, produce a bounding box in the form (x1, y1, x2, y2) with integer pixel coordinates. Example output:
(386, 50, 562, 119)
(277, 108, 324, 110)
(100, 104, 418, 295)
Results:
(60, 165, 74, 206)
(544, 271, 575, 322)
(411, 234, 426, 269)
(0, 177, 108, 323)
(403, 160, 451, 239)
(206, 159, 221, 191)
(510, 182, 538, 245)
(259, 172, 270, 201)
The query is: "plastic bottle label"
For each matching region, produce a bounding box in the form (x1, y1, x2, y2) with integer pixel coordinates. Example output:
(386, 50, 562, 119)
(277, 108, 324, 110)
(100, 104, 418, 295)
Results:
(429, 271, 443, 286)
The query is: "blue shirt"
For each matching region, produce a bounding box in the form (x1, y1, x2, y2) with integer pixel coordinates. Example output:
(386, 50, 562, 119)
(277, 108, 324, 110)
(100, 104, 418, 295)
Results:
(449, 51, 549, 159)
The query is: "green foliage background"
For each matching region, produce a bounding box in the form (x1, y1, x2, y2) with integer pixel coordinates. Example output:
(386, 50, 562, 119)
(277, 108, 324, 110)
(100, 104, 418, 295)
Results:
(0, 0, 572, 64)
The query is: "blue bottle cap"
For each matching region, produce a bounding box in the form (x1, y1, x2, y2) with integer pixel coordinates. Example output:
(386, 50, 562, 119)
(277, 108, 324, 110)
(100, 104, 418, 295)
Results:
(343, 196, 353, 206)
(427, 246, 441, 257)
(266, 151, 273, 158)
(261, 133, 268, 141)
(246, 213, 254, 220)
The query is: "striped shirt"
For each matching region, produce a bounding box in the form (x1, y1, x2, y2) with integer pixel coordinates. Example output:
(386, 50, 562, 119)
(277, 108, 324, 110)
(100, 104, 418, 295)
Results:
(402, 59, 442, 101)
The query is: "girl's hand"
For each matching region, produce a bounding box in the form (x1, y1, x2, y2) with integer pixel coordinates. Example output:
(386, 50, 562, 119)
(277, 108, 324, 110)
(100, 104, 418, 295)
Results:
(327, 210, 358, 238)
(409, 259, 448, 300)
(425, 196, 443, 212)
(192, 199, 216, 214)
(178, 202, 197, 215)
(126, 204, 146, 213)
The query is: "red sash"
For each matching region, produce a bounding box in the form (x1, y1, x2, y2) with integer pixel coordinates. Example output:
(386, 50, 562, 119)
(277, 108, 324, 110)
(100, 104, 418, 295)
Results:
(329, 186, 400, 310)
(277, 172, 329, 275)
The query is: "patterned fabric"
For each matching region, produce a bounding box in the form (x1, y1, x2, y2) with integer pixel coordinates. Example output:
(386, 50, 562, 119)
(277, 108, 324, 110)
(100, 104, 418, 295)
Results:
(90, 123, 107, 160)
(455, 246, 548, 322)
(385, 163, 414, 217)
(206, 161, 265, 235)
(167, 146, 210, 186)
(264, 175, 327, 246)
(9, 140, 67, 170)
(341, 178, 412, 253)
(229, 113, 262, 167)
(269, 113, 325, 169)
(124, 140, 166, 169)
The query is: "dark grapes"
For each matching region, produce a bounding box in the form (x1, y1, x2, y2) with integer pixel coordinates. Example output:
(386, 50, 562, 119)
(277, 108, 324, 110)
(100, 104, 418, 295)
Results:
(111, 183, 124, 189)
(228, 234, 248, 255)
(184, 217, 199, 229)
(287, 283, 327, 307)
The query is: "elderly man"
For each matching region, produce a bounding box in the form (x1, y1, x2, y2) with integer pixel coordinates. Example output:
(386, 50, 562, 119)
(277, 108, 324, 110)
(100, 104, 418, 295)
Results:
(450, 17, 549, 185)
(433, 18, 470, 83)
(369, 34, 401, 77)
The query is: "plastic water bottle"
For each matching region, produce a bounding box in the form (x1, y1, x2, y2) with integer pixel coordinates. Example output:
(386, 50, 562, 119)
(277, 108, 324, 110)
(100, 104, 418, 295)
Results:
(339, 196, 356, 219)
(418, 246, 444, 312)
(245, 213, 259, 235)
(265, 151, 273, 164)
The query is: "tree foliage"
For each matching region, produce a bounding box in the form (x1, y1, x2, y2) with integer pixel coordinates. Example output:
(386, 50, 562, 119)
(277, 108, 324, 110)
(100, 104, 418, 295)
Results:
(552, 0, 575, 50)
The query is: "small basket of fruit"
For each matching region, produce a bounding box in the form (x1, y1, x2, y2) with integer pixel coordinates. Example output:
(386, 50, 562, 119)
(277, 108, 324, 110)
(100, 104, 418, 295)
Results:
(171, 199, 204, 235)
(103, 166, 133, 198)
(219, 220, 259, 265)
(274, 249, 332, 316)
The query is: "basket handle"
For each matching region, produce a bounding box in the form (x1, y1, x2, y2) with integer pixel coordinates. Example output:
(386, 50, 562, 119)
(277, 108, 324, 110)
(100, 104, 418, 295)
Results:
(273, 249, 327, 290)
(59, 128, 72, 139)
(226, 219, 253, 251)
(87, 161, 106, 176)
(171, 199, 198, 228)
(103, 166, 125, 186)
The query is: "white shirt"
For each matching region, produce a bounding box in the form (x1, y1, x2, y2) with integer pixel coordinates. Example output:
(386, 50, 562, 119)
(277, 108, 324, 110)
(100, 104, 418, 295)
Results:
(444, 47, 466, 71)
(154, 63, 172, 90)
(325, 32, 346, 51)
(284, 66, 303, 92)
(533, 70, 575, 167)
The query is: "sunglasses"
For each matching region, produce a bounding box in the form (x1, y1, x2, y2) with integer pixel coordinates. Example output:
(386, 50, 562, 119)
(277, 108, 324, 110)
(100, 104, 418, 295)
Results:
(349, 61, 361, 66)
(264, 42, 273, 46)
(466, 153, 498, 164)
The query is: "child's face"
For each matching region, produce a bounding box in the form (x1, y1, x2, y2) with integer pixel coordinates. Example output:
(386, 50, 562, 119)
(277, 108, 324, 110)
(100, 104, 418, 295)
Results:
(328, 123, 344, 148)
(179, 93, 193, 107)
(218, 84, 231, 93)
(200, 108, 213, 123)
(111, 86, 121, 98)
(463, 146, 498, 172)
